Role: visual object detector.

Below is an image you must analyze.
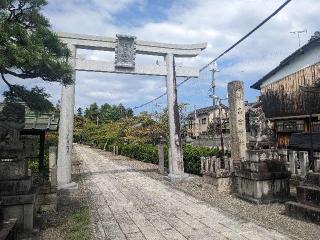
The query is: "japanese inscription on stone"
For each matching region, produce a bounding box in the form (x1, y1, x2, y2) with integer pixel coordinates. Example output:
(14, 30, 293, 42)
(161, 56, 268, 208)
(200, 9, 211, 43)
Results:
(228, 81, 246, 163)
(115, 35, 136, 68)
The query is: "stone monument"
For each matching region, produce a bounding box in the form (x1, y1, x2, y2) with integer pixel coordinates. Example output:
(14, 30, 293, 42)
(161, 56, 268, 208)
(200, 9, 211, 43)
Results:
(247, 105, 274, 149)
(201, 156, 233, 192)
(235, 149, 291, 204)
(227, 81, 246, 169)
(0, 102, 38, 231)
(286, 162, 320, 223)
(234, 103, 290, 204)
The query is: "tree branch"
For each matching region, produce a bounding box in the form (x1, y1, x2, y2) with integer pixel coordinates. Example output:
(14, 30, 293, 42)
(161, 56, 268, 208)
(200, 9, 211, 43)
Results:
(1, 72, 29, 105)
(1, 72, 14, 90)
(5, 69, 39, 79)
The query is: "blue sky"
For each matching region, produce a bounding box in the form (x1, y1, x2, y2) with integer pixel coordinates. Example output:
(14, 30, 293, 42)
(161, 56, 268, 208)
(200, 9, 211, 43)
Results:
(2, 0, 319, 114)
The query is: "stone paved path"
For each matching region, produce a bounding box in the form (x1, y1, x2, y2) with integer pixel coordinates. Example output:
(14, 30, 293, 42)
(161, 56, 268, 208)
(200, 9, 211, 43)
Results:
(74, 144, 290, 240)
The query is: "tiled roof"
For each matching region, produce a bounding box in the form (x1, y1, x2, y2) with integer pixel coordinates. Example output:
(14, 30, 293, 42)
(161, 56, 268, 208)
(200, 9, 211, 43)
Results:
(24, 113, 59, 131)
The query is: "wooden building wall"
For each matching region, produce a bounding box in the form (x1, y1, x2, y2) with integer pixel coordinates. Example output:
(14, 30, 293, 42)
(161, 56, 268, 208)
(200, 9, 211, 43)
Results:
(261, 62, 320, 118)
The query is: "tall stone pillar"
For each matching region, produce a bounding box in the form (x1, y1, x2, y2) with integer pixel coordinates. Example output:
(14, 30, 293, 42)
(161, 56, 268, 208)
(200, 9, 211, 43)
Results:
(165, 53, 184, 178)
(57, 44, 78, 189)
(227, 81, 246, 167)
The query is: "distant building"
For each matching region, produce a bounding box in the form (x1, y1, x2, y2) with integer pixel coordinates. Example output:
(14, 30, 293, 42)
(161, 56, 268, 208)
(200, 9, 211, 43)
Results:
(251, 32, 320, 147)
(185, 105, 229, 138)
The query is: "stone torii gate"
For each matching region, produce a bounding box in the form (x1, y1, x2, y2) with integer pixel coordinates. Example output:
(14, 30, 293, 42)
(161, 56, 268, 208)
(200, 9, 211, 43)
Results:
(57, 32, 206, 189)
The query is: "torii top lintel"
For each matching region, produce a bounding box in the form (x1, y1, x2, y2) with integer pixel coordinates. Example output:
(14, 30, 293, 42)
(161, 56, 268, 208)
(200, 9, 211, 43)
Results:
(58, 32, 207, 77)
(58, 32, 207, 57)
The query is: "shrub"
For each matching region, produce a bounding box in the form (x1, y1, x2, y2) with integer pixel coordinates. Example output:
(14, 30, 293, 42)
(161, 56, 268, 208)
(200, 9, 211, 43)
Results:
(107, 142, 219, 175)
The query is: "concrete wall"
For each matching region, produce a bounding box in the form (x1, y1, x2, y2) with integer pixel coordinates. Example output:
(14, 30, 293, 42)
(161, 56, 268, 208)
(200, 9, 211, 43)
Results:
(189, 135, 231, 149)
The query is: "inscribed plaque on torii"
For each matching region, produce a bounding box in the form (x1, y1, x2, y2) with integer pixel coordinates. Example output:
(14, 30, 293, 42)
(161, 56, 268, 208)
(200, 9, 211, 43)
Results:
(115, 35, 136, 69)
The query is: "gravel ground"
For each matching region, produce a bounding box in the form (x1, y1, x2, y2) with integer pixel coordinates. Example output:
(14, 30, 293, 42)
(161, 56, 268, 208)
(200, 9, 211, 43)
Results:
(94, 149, 320, 240)
(39, 152, 94, 240)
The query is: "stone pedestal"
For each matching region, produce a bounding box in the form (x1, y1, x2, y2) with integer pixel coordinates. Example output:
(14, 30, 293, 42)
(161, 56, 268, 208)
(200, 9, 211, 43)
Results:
(0, 146, 38, 232)
(0, 218, 18, 240)
(201, 156, 233, 192)
(0, 103, 38, 232)
(235, 149, 291, 204)
(286, 172, 320, 224)
(57, 182, 79, 210)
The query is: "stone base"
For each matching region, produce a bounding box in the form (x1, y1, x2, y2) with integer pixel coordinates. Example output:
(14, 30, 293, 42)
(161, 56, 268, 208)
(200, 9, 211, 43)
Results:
(203, 175, 232, 193)
(235, 177, 290, 204)
(164, 173, 190, 182)
(297, 185, 320, 206)
(286, 172, 320, 224)
(286, 201, 320, 224)
(0, 218, 18, 240)
(57, 182, 79, 210)
(0, 188, 38, 231)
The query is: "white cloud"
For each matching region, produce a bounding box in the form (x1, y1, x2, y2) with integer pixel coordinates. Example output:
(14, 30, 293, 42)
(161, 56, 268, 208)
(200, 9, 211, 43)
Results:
(2, 0, 318, 112)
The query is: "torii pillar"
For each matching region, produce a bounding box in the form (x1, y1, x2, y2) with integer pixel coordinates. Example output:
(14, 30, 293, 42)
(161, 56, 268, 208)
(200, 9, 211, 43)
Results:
(57, 44, 78, 190)
(57, 32, 207, 187)
(165, 54, 184, 178)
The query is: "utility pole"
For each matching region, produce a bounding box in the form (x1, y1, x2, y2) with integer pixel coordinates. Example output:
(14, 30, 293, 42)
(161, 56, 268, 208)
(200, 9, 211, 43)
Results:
(218, 98, 224, 158)
(209, 62, 219, 108)
(209, 62, 224, 154)
(290, 29, 307, 47)
(194, 105, 198, 139)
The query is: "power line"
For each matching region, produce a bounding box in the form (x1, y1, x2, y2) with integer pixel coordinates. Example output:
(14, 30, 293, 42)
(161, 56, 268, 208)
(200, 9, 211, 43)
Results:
(133, 0, 292, 110)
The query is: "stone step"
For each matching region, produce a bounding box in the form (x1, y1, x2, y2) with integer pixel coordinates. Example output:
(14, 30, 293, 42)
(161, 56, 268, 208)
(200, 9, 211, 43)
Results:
(0, 219, 17, 240)
(0, 219, 18, 240)
(304, 172, 320, 187)
(297, 185, 320, 207)
(285, 201, 320, 224)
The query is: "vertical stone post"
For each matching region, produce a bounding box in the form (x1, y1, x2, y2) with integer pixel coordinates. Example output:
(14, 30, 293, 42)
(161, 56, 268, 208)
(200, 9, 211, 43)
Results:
(200, 157, 205, 174)
(299, 151, 309, 178)
(289, 150, 298, 175)
(227, 81, 246, 168)
(157, 143, 165, 175)
(165, 53, 184, 178)
(314, 152, 320, 172)
(57, 44, 77, 189)
(49, 146, 58, 189)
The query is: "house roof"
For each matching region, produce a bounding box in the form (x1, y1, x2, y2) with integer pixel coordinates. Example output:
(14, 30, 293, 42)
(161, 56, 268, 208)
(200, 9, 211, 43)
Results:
(251, 32, 320, 90)
(187, 104, 228, 119)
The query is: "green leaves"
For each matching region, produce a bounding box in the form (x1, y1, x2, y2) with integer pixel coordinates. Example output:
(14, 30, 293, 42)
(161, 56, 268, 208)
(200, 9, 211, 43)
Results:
(84, 102, 134, 123)
(3, 85, 54, 113)
(0, 0, 73, 90)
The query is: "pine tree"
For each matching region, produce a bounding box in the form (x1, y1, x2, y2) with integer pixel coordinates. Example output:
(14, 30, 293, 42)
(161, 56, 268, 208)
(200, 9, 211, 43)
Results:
(0, 0, 72, 112)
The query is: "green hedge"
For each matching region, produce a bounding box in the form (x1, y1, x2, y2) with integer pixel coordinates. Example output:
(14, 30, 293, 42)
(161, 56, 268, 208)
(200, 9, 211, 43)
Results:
(99, 142, 219, 175)
(182, 145, 219, 175)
